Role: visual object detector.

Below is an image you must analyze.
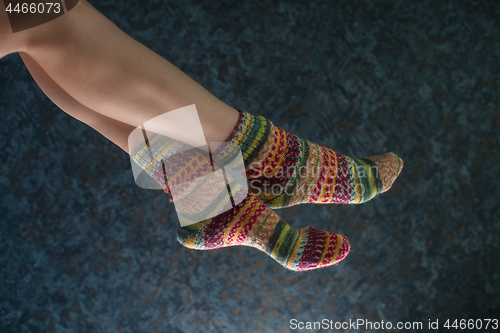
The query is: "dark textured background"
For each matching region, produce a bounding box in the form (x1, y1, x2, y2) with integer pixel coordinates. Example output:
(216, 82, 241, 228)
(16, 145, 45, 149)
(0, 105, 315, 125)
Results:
(1, 0, 499, 332)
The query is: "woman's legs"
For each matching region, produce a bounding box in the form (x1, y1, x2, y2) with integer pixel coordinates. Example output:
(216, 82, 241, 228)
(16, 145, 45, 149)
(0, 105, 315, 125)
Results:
(3, 0, 402, 208)
(0, 0, 406, 270)
(10, 14, 351, 271)
(2, 0, 239, 146)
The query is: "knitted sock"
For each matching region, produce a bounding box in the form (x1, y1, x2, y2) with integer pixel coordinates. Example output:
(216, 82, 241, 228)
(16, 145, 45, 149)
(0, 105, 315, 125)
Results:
(221, 109, 404, 209)
(177, 194, 350, 271)
(131, 137, 350, 271)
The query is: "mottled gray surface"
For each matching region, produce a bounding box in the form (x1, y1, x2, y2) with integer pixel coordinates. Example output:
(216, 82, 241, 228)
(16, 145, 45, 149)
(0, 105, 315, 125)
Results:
(1, 0, 499, 332)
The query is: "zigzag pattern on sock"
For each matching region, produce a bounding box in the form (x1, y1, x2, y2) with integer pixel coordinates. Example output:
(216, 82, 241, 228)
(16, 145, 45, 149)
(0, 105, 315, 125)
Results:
(176, 194, 350, 271)
(131, 109, 403, 209)
(226, 109, 403, 208)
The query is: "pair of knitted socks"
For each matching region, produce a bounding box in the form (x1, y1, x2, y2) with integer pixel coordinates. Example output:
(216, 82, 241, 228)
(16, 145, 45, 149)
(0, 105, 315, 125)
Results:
(132, 109, 403, 271)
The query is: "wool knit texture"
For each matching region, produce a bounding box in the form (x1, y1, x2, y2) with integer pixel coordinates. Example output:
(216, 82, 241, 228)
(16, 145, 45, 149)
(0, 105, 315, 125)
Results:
(222, 109, 403, 209)
(131, 136, 350, 271)
(177, 194, 350, 271)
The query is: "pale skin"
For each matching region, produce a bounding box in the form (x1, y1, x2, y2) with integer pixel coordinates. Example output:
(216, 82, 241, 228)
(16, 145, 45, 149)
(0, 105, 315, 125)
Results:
(0, 0, 240, 153)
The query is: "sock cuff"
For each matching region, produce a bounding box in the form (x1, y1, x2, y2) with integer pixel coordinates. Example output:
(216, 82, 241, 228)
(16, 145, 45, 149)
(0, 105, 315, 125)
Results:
(131, 133, 191, 196)
(215, 109, 271, 165)
(131, 134, 161, 174)
(131, 133, 184, 175)
(130, 109, 271, 195)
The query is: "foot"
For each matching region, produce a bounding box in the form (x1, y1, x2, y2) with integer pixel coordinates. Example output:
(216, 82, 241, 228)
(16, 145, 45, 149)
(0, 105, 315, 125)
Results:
(220, 109, 404, 208)
(365, 152, 404, 193)
(177, 194, 350, 271)
(134, 109, 405, 208)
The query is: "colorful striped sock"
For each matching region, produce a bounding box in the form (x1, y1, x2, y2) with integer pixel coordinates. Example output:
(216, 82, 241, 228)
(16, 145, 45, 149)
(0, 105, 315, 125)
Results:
(222, 109, 404, 209)
(177, 194, 350, 271)
(131, 138, 350, 271)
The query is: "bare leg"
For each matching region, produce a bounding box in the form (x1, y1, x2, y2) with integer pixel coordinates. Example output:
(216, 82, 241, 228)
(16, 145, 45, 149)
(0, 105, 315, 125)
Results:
(2, 0, 239, 146)
(19, 52, 133, 153)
